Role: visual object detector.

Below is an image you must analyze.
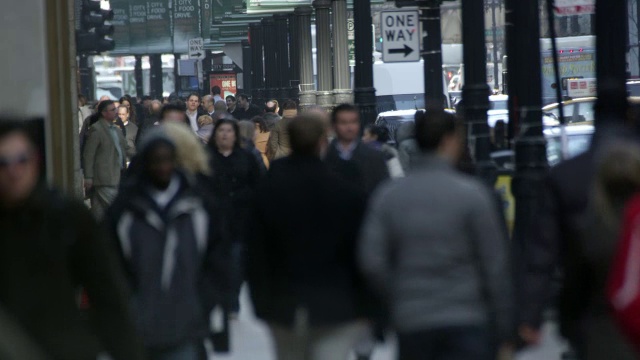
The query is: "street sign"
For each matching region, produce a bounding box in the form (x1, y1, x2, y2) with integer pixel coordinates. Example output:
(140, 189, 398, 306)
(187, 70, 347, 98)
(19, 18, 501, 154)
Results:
(347, 18, 355, 67)
(189, 38, 205, 59)
(554, 0, 595, 15)
(381, 10, 420, 63)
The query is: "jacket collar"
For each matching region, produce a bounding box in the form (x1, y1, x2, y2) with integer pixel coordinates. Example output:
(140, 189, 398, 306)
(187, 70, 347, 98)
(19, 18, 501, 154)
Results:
(413, 153, 454, 171)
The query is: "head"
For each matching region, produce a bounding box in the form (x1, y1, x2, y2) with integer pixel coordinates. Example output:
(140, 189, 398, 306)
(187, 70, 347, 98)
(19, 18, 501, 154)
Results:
(142, 95, 153, 108)
(211, 86, 222, 96)
(150, 100, 163, 115)
(265, 100, 279, 114)
(331, 103, 361, 144)
(0, 122, 41, 207)
(99, 95, 111, 103)
(140, 135, 177, 190)
(160, 103, 190, 125)
(119, 96, 132, 109)
(78, 94, 87, 107)
(288, 115, 328, 157)
(187, 93, 200, 112)
(197, 115, 214, 129)
(162, 122, 211, 176)
(117, 105, 130, 123)
(226, 95, 237, 110)
(202, 95, 214, 112)
(210, 119, 241, 152)
(362, 124, 389, 144)
(237, 120, 256, 148)
(237, 94, 250, 109)
(251, 115, 269, 133)
(214, 100, 228, 113)
(98, 100, 117, 122)
(415, 110, 463, 163)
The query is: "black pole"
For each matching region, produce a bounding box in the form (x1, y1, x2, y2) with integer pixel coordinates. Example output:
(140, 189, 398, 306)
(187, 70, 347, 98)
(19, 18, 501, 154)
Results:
(462, 0, 494, 184)
(173, 54, 180, 96)
(250, 22, 265, 105)
(79, 54, 94, 101)
(545, 0, 566, 124)
(149, 54, 163, 100)
(262, 17, 278, 102)
(288, 12, 300, 101)
(491, 0, 500, 92)
(637, 0, 640, 76)
(353, 0, 377, 125)
(595, 0, 629, 128)
(275, 14, 291, 103)
(242, 40, 253, 97)
(134, 55, 144, 98)
(418, 0, 445, 110)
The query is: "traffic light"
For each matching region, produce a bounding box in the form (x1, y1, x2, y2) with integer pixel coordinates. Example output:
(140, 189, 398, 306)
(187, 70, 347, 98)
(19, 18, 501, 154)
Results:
(76, 0, 115, 53)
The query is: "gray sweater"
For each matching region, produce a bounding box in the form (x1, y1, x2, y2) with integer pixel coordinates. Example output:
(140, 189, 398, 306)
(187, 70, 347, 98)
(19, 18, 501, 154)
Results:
(358, 155, 513, 341)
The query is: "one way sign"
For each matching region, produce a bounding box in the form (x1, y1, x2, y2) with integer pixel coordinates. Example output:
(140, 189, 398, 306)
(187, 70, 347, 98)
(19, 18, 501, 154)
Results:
(189, 38, 204, 60)
(381, 10, 420, 63)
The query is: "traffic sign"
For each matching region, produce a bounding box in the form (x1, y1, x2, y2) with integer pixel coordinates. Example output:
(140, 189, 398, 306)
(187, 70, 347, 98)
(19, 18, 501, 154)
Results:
(188, 37, 205, 59)
(381, 10, 420, 63)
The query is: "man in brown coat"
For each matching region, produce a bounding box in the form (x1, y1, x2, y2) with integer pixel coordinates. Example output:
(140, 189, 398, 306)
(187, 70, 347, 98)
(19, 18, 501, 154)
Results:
(266, 99, 298, 161)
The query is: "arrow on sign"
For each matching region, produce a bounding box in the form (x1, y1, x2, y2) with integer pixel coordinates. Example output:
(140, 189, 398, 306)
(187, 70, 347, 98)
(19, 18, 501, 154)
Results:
(388, 44, 414, 57)
(192, 52, 203, 58)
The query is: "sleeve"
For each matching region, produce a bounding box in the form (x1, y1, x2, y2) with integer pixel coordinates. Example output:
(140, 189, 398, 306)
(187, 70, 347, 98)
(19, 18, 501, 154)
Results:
(266, 127, 279, 161)
(121, 131, 135, 159)
(357, 189, 392, 299)
(68, 203, 146, 360)
(469, 185, 514, 343)
(82, 127, 100, 180)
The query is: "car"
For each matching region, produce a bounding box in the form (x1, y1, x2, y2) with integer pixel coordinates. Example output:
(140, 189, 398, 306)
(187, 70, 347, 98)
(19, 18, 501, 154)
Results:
(542, 97, 596, 125)
(375, 109, 422, 145)
(487, 94, 509, 128)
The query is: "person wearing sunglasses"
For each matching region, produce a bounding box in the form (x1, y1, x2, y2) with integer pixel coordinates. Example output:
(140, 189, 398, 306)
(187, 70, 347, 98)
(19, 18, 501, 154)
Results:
(0, 119, 145, 360)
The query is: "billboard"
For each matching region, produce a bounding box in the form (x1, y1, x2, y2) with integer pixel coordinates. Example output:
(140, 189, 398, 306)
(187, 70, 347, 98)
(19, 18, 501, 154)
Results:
(209, 72, 238, 98)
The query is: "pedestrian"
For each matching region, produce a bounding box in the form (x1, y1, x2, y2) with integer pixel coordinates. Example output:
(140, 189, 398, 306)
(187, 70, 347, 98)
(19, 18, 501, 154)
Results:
(324, 104, 389, 197)
(160, 102, 191, 126)
(212, 100, 230, 121)
(207, 119, 261, 313)
(266, 100, 298, 162)
(248, 115, 372, 360)
(78, 94, 93, 133)
(196, 114, 214, 145)
(0, 119, 145, 360)
(162, 122, 212, 178)
(119, 95, 138, 125)
(82, 100, 133, 219)
(202, 95, 215, 117)
(118, 105, 138, 162)
(263, 100, 281, 130)
(362, 124, 405, 178)
(233, 94, 262, 120)
(358, 110, 514, 360)
(226, 95, 238, 117)
(238, 120, 267, 174)
(395, 121, 419, 171)
(136, 100, 163, 145)
(211, 85, 224, 103)
(251, 115, 270, 168)
(186, 93, 206, 132)
(105, 127, 231, 359)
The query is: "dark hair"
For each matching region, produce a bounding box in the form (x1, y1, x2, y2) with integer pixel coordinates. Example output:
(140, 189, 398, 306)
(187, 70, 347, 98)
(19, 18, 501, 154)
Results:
(87, 100, 115, 126)
(226, 95, 236, 102)
(265, 100, 278, 113)
(415, 110, 460, 152)
(187, 93, 200, 101)
(251, 115, 269, 133)
(282, 99, 297, 111)
(211, 86, 221, 95)
(159, 102, 190, 126)
(365, 124, 390, 143)
(331, 103, 359, 125)
(288, 115, 326, 156)
(209, 118, 242, 151)
(236, 93, 249, 102)
(118, 96, 137, 123)
(142, 95, 152, 102)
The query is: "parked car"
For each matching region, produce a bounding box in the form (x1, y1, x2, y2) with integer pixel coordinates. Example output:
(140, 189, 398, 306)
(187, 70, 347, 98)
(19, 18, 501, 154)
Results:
(542, 97, 596, 125)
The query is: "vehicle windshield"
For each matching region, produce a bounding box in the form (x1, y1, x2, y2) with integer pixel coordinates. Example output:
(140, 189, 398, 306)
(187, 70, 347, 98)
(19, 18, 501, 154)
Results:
(489, 100, 508, 110)
(546, 133, 592, 166)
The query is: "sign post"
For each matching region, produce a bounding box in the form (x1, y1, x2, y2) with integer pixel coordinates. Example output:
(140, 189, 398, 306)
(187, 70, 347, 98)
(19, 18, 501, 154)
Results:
(381, 10, 420, 63)
(189, 37, 205, 59)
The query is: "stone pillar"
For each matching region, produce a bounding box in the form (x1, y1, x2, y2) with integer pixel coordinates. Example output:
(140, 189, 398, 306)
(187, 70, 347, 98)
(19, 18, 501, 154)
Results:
(274, 14, 291, 103)
(288, 12, 300, 101)
(249, 22, 265, 106)
(295, 6, 316, 108)
(313, 0, 334, 108)
(262, 17, 278, 102)
(332, 0, 352, 104)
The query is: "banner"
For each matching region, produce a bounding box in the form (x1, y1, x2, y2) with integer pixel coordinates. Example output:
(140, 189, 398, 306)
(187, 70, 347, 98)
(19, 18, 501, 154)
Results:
(174, 0, 202, 53)
(210, 72, 238, 98)
(129, 0, 148, 54)
(146, 1, 173, 54)
(110, 0, 131, 55)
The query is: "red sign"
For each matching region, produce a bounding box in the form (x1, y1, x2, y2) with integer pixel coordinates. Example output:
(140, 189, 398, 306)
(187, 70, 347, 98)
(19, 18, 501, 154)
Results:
(209, 72, 238, 98)
(554, 0, 595, 15)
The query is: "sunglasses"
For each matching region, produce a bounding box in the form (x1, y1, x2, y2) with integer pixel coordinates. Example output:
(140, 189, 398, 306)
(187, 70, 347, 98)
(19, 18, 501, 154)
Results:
(0, 152, 33, 169)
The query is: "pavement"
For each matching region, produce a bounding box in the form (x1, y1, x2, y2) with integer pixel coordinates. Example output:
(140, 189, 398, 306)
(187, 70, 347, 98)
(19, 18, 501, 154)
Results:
(211, 287, 570, 360)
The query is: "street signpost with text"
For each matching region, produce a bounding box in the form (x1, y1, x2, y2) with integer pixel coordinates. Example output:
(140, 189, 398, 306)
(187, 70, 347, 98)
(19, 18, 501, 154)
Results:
(189, 38, 205, 59)
(381, 10, 420, 63)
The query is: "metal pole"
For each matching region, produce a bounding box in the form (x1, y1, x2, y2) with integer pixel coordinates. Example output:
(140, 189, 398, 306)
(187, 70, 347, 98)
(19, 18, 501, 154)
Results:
(262, 17, 278, 102)
(313, 0, 335, 109)
(491, 0, 500, 92)
(250, 22, 265, 105)
(332, 0, 353, 104)
(545, 0, 566, 124)
(288, 12, 301, 101)
(134, 55, 144, 98)
(149, 54, 163, 100)
(418, 0, 445, 110)
(242, 39, 253, 97)
(353, 0, 377, 124)
(296, 6, 317, 109)
(275, 14, 291, 103)
(462, 0, 494, 185)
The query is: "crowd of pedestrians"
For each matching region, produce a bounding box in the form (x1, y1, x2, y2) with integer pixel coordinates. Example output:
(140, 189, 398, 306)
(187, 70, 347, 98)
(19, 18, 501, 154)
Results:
(3, 88, 640, 360)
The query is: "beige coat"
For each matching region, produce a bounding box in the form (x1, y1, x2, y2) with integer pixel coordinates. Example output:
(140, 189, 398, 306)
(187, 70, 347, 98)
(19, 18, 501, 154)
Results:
(82, 119, 130, 186)
(266, 117, 293, 161)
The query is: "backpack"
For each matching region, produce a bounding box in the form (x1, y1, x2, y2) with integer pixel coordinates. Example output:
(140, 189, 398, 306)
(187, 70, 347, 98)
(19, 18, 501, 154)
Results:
(606, 193, 640, 349)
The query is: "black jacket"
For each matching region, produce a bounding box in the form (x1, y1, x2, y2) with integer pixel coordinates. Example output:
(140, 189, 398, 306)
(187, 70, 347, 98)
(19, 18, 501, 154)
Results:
(248, 155, 370, 326)
(0, 186, 145, 360)
(324, 140, 390, 197)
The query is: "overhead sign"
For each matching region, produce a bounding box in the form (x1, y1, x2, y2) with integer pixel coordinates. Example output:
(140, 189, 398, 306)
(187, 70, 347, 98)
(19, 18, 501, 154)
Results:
(174, 0, 202, 54)
(567, 78, 596, 98)
(554, 0, 595, 15)
(381, 10, 420, 63)
(189, 38, 205, 59)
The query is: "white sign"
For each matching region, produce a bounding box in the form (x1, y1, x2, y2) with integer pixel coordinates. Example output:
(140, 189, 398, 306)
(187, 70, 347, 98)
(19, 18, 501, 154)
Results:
(381, 10, 420, 63)
(554, 0, 595, 15)
(188, 38, 205, 59)
(567, 78, 596, 98)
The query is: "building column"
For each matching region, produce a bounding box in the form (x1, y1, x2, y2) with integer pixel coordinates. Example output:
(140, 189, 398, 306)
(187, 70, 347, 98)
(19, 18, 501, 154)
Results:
(288, 12, 300, 101)
(249, 22, 265, 106)
(418, 0, 445, 109)
(241, 39, 252, 97)
(134, 55, 144, 98)
(295, 6, 316, 108)
(262, 17, 278, 102)
(313, 0, 334, 109)
(149, 54, 163, 100)
(332, 0, 352, 104)
(353, 0, 376, 125)
(274, 14, 291, 103)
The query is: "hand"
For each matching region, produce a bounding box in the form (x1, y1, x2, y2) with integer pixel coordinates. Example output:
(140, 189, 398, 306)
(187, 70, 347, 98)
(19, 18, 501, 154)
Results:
(519, 324, 542, 346)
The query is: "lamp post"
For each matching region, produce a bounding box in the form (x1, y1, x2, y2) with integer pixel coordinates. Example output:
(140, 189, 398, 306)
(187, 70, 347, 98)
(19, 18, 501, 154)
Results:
(353, 0, 377, 124)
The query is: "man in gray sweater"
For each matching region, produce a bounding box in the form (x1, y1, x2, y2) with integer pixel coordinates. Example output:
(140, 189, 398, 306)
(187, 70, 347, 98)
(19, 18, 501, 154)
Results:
(358, 110, 513, 360)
